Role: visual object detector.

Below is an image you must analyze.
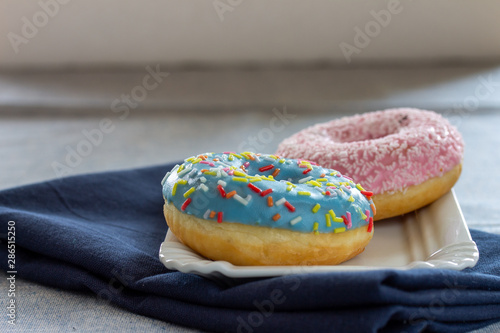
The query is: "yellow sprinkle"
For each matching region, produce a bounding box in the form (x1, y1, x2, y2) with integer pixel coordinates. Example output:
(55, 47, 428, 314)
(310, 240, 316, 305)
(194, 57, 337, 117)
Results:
(312, 203, 321, 213)
(249, 178, 262, 182)
(232, 177, 248, 182)
(191, 158, 202, 164)
(177, 164, 185, 173)
(172, 183, 178, 196)
(268, 155, 278, 159)
(325, 214, 331, 227)
(334, 217, 344, 223)
(306, 180, 322, 187)
(286, 185, 293, 191)
(356, 184, 366, 191)
(348, 196, 355, 202)
(334, 227, 346, 233)
(230, 153, 242, 159)
(326, 183, 335, 186)
(316, 178, 328, 182)
(183, 187, 196, 198)
(233, 170, 246, 177)
(185, 157, 195, 162)
(361, 212, 367, 220)
(328, 209, 336, 219)
(204, 171, 217, 176)
(279, 158, 286, 164)
(330, 171, 337, 176)
(313, 222, 319, 231)
(297, 191, 311, 196)
(228, 155, 234, 161)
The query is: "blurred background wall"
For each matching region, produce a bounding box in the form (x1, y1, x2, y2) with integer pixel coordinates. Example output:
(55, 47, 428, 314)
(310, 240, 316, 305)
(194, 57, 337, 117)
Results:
(1, 0, 500, 69)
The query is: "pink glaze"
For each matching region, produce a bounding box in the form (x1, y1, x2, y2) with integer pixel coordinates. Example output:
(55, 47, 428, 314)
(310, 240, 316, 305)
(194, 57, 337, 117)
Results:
(275, 108, 464, 195)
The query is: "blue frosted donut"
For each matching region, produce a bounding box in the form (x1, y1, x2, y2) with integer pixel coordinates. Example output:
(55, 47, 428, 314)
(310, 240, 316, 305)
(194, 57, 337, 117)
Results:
(162, 152, 375, 266)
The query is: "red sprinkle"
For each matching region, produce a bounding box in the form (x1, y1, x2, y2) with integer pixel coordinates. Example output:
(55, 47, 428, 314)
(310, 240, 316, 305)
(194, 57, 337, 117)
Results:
(248, 183, 262, 193)
(272, 213, 281, 221)
(325, 191, 331, 196)
(259, 164, 274, 172)
(217, 212, 223, 223)
(342, 215, 348, 225)
(260, 188, 273, 197)
(303, 168, 312, 174)
(367, 217, 373, 232)
(284, 201, 296, 212)
(217, 185, 226, 198)
(181, 198, 192, 211)
(361, 190, 374, 197)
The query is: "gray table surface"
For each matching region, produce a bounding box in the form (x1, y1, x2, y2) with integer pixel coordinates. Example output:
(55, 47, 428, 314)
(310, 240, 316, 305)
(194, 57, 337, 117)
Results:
(1, 65, 499, 332)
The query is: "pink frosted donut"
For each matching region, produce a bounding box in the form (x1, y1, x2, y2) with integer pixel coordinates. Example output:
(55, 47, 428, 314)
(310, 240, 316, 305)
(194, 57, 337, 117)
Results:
(276, 108, 464, 220)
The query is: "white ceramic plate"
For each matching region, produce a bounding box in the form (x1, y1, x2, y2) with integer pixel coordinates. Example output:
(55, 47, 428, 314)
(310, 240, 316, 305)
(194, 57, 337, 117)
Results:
(159, 190, 479, 278)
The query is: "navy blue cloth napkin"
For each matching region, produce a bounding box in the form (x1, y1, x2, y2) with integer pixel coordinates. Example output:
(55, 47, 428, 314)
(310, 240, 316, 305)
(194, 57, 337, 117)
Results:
(1, 162, 500, 333)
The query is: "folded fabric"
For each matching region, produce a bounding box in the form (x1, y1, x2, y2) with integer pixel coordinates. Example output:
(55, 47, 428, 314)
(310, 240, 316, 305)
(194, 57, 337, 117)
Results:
(1, 163, 500, 333)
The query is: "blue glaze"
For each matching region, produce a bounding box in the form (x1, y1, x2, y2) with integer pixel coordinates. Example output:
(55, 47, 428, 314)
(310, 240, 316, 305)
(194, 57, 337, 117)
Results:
(162, 152, 374, 234)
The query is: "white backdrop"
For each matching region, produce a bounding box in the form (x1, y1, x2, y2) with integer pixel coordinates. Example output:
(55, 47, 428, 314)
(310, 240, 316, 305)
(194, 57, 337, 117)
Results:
(1, 0, 500, 68)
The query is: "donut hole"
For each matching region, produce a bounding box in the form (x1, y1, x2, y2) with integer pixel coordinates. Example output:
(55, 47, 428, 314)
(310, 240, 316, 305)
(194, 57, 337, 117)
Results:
(325, 114, 408, 143)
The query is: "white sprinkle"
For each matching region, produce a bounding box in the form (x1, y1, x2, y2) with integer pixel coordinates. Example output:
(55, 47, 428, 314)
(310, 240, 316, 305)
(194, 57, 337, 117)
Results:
(216, 170, 221, 178)
(217, 180, 227, 187)
(177, 166, 192, 177)
(233, 194, 248, 206)
(315, 187, 323, 192)
(263, 156, 275, 162)
(298, 176, 313, 184)
(330, 191, 338, 197)
(161, 172, 170, 185)
(290, 216, 302, 225)
(199, 184, 209, 192)
(245, 195, 252, 202)
(188, 169, 197, 178)
(221, 170, 228, 177)
(286, 160, 293, 164)
(275, 198, 286, 206)
(254, 155, 261, 162)
(217, 161, 231, 167)
(203, 209, 211, 219)
(341, 185, 351, 194)
(200, 177, 207, 183)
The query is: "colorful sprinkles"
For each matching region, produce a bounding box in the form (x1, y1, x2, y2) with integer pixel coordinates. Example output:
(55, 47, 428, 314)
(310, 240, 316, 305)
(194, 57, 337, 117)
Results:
(163, 152, 375, 234)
